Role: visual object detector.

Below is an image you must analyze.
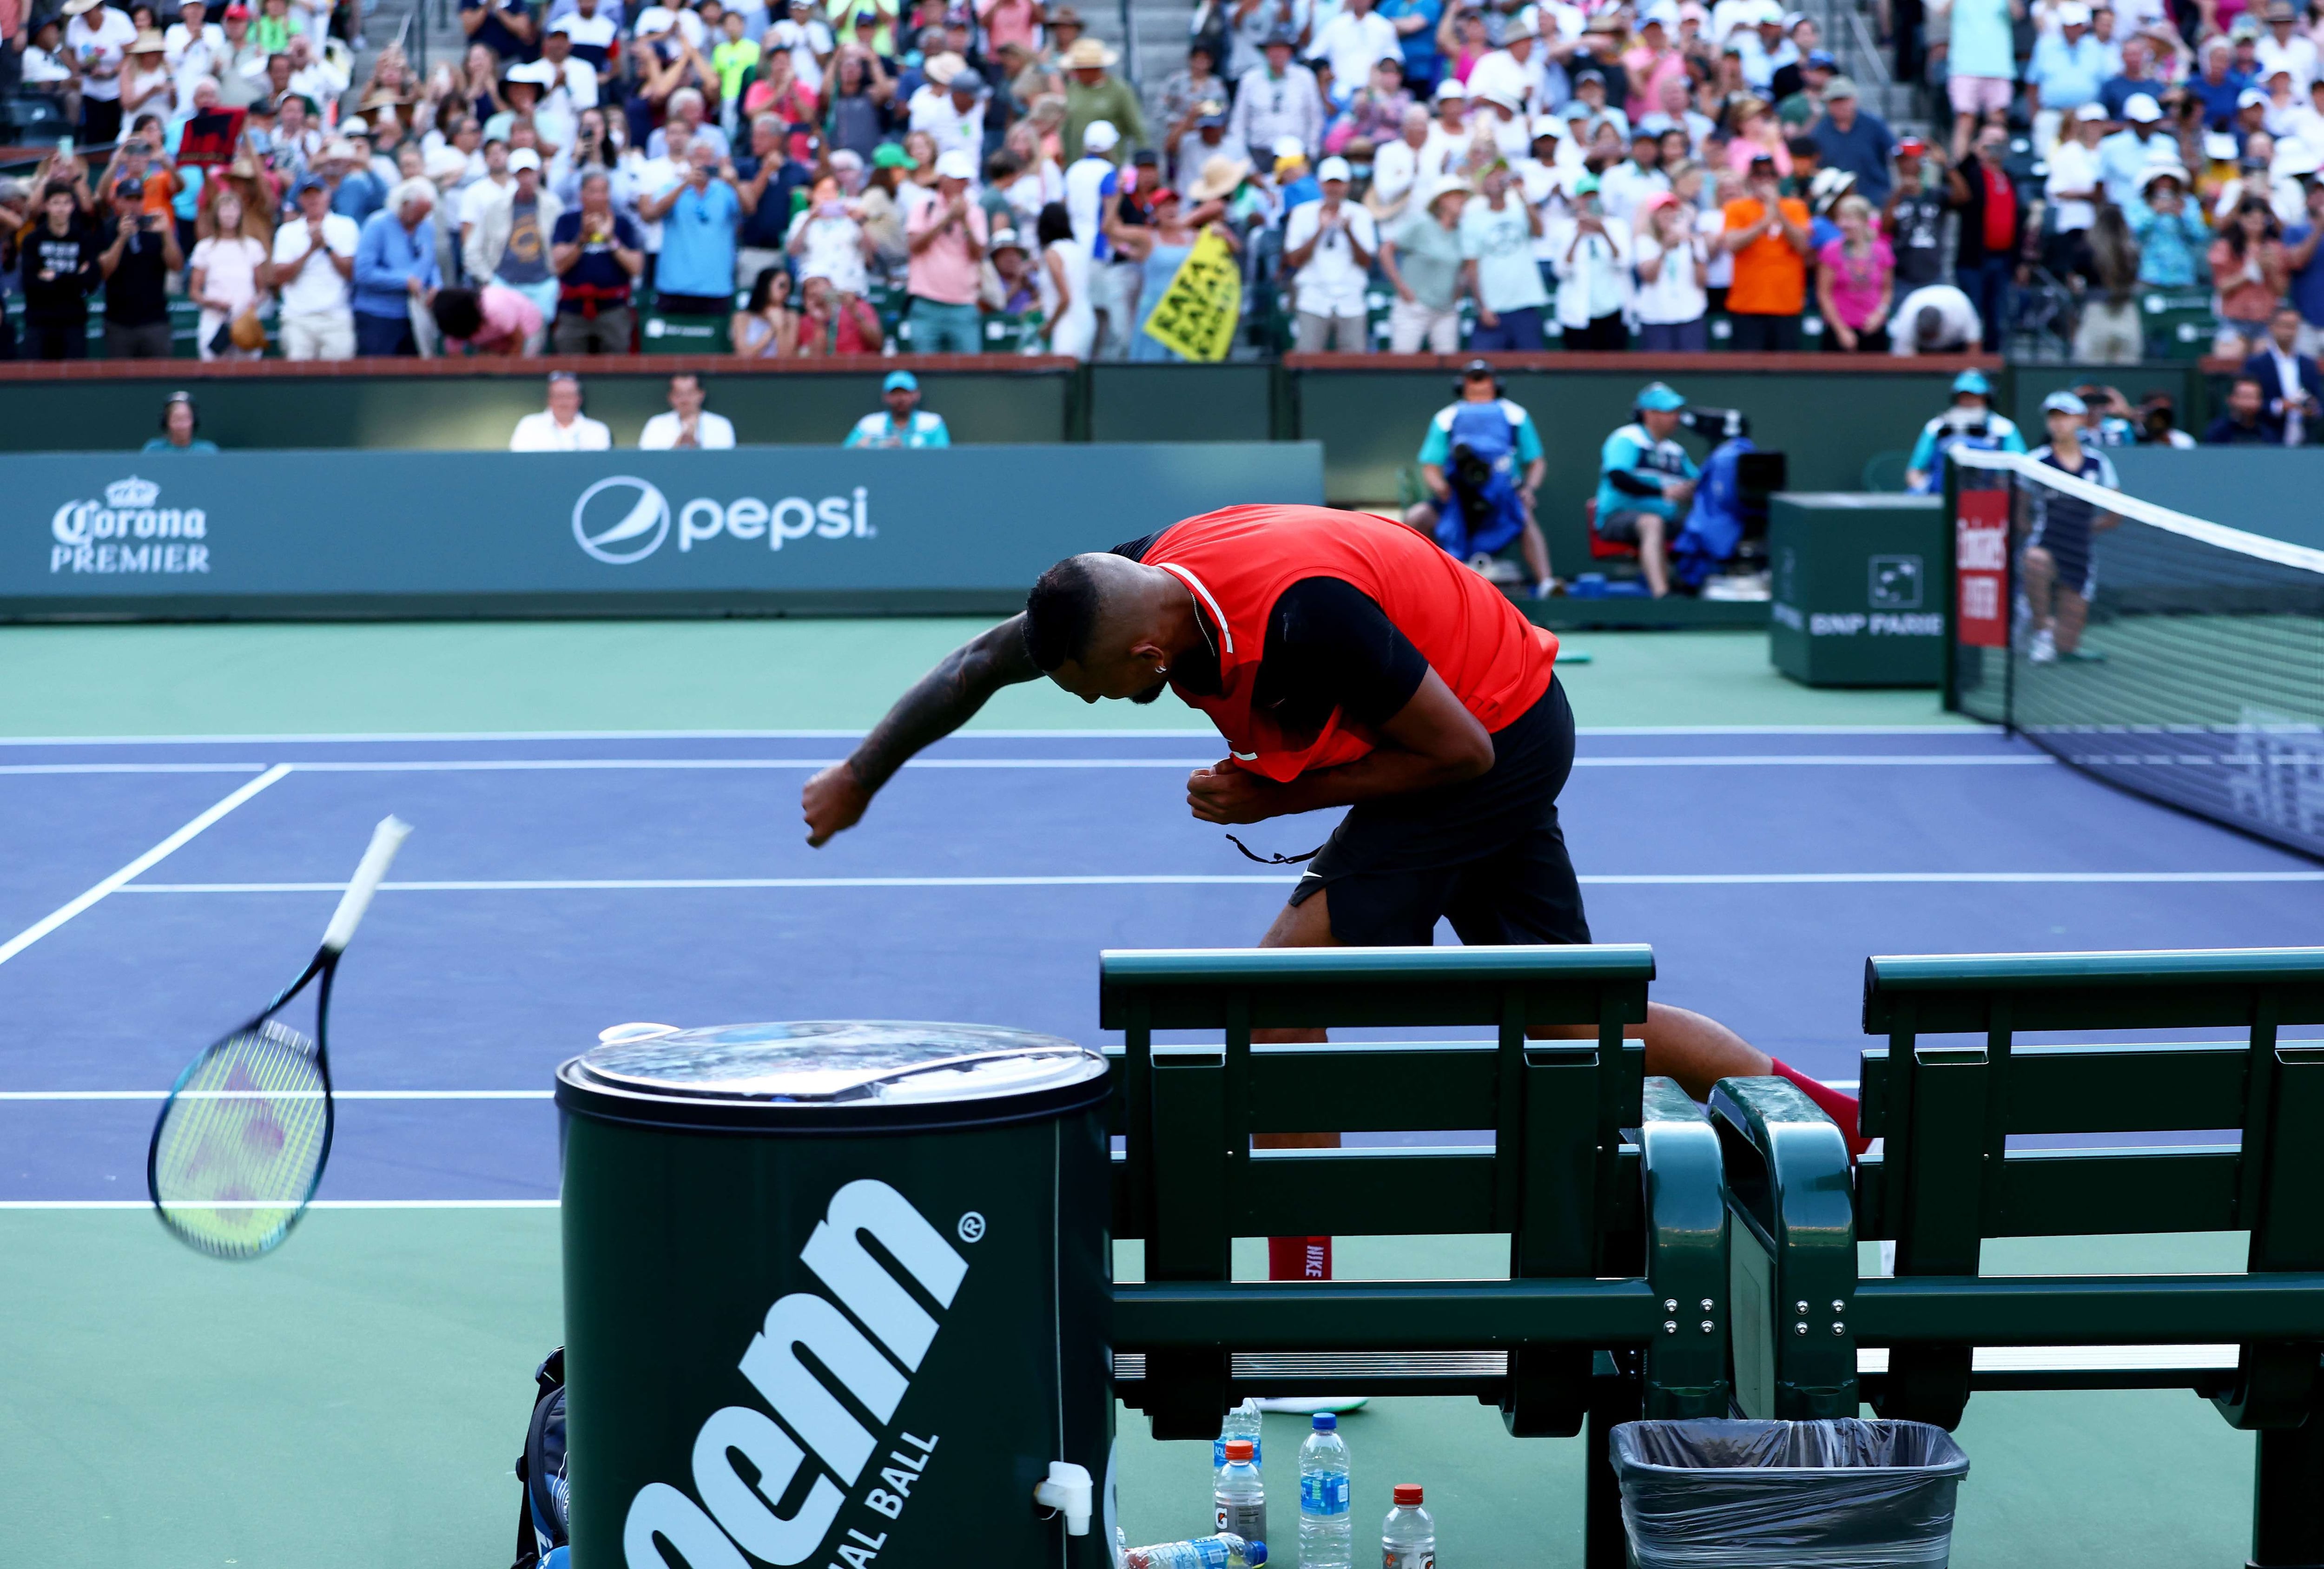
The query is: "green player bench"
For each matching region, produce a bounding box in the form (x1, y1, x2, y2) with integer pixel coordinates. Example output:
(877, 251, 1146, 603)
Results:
(1097, 943, 1731, 1568)
(1714, 947, 2324, 1567)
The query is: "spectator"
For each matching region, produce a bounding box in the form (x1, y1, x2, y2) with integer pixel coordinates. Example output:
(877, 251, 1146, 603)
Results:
(1282, 154, 1378, 350)
(1808, 77, 1895, 204)
(2097, 34, 2164, 124)
(20, 14, 84, 130)
(2209, 194, 2289, 357)
(1721, 150, 1811, 349)
(187, 184, 269, 361)
(468, 146, 562, 332)
(1549, 171, 1632, 349)
(795, 271, 885, 355)
(1599, 127, 1671, 224)
(2206, 374, 2278, 442)
(910, 58, 988, 160)
(2135, 389, 2198, 447)
(328, 136, 387, 224)
(2020, 389, 2119, 662)
(1310, 0, 1400, 108)
(649, 87, 732, 160)
(845, 368, 952, 445)
(1945, 122, 2023, 352)
(1368, 104, 1436, 221)
(1405, 357, 1554, 593)
(20, 180, 101, 360)
(732, 265, 798, 357)
(2073, 202, 2145, 362)
(1033, 197, 1096, 359)
(1062, 36, 1144, 162)
(904, 146, 989, 352)
(462, 0, 537, 65)
(787, 171, 873, 293)
(983, 226, 1042, 320)
(1229, 28, 1324, 163)
(430, 281, 543, 352)
(97, 174, 180, 358)
(66, 0, 139, 145)
(640, 371, 737, 447)
(1592, 381, 1699, 598)
(1884, 137, 1947, 293)
(1381, 0, 1443, 95)
(1944, 0, 2021, 160)
(2097, 91, 2171, 205)
(1632, 190, 1711, 349)
(1904, 368, 2024, 491)
(267, 175, 358, 358)
(1816, 192, 1894, 350)
(510, 371, 614, 449)
(352, 178, 442, 356)
(2025, 2, 2107, 153)
(2044, 104, 2106, 282)
(732, 114, 808, 290)
(1380, 174, 1468, 351)
(1889, 282, 1982, 360)
(551, 0, 616, 70)
(1459, 159, 1548, 348)
(2285, 174, 2324, 356)
(2256, 0, 2315, 96)
(144, 390, 220, 451)
(642, 143, 741, 318)
(2127, 163, 2207, 292)
(1155, 41, 1228, 184)
(2243, 303, 2322, 443)
(549, 168, 643, 352)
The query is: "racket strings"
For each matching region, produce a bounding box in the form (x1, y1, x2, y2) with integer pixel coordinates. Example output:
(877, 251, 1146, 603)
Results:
(151, 1019, 331, 1258)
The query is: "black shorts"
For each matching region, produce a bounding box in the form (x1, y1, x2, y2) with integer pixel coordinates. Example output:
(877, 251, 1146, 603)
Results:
(1287, 676, 1592, 947)
(1595, 507, 1668, 546)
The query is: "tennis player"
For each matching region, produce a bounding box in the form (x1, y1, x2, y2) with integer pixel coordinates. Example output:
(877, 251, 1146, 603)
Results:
(800, 504, 1863, 1280)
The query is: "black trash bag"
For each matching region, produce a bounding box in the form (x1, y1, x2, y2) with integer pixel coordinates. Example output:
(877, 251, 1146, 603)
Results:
(1611, 1418, 1970, 1569)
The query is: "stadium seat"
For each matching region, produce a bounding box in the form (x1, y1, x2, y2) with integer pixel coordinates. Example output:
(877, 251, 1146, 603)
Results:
(1585, 496, 1638, 561)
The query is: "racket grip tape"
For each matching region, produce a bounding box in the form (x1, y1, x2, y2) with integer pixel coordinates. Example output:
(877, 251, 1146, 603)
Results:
(322, 816, 413, 952)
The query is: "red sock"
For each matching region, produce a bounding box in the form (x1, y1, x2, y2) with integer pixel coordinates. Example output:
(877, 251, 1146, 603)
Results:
(1268, 1236, 1332, 1280)
(1771, 1060, 1869, 1160)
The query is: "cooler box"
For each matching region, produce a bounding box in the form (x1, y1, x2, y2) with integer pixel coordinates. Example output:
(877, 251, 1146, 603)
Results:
(1769, 493, 1947, 688)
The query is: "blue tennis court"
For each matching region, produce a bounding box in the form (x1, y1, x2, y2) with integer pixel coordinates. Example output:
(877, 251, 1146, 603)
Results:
(3, 722, 2317, 1206)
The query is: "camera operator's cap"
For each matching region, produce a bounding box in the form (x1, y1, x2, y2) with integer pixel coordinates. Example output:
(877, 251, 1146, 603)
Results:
(1951, 368, 1993, 395)
(883, 369, 919, 393)
(2123, 91, 2163, 121)
(1635, 382, 1685, 411)
(933, 147, 976, 180)
(2042, 389, 2089, 415)
(1317, 154, 1352, 182)
(1081, 119, 1120, 152)
(508, 147, 542, 172)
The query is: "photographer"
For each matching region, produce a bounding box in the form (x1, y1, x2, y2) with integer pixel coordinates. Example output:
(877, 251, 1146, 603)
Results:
(1403, 357, 1556, 598)
(98, 173, 181, 358)
(1903, 368, 2026, 493)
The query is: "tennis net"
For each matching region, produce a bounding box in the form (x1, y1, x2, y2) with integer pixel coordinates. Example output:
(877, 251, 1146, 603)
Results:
(1949, 446, 2324, 860)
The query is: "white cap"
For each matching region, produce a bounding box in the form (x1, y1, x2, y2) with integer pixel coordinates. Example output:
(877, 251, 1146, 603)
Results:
(2124, 91, 2162, 121)
(1082, 119, 1119, 152)
(1433, 77, 1466, 100)
(343, 114, 369, 133)
(934, 147, 976, 180)
(2076, 101, 2111, 120)
(1643, 0, 1679, 23)
(2238, 86, 2270, 108)
(2277, 143, 2323, 177)
(1531, 113, 1565, 138)
(2057, 0, 2090, 20)
(634, 4, 675, 30)
(1423, 174, 1472, 207)
(1272, 132, 1307, 161)
(508, 147, 541, 172)
(1318, 154, 1352, 181)
(506, 58, 559, 85)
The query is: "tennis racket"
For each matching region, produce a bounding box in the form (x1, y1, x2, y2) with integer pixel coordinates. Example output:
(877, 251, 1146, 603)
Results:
(146, 815, 412, 1260)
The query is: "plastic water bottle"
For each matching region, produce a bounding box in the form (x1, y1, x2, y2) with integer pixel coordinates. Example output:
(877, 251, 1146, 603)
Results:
(1214, 1437, 1266, 1546)
(1214, 1395, 1264, 1474)
(1298, 1411, 1353, 1568)
(1382, 1483, 1435, 1569)
(1119, 1531, 1268, 1568)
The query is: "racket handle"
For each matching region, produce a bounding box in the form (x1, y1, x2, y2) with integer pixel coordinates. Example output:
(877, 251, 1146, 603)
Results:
(322, 815, 413, 953)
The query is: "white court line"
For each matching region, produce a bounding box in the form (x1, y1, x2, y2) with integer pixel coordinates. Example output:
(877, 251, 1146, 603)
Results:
(4, 754, 2047, 776)
(0, 1089, 553, 1101)
(0, 1199, 558, 1210)
(0, 763, 272, 776)
(0, 765, 292, 967)
(116, 870, 2324, 893)
(0, 724, 1993, 746)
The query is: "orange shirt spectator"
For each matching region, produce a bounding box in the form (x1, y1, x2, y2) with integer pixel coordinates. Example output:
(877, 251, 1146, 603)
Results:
(1723, 193, 1811, 313)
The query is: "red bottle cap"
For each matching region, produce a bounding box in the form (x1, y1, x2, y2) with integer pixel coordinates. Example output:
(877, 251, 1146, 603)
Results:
(1393, 1484, 1424, 1506)
(1225, 1439, 1255, 1462)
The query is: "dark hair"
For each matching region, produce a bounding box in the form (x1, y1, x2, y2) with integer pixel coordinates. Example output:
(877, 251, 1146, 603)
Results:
(746, 264, 789, 311)
(430, 286, 484, 340)
(42, 178, 76, 203)
(1785, 134, 1818, 159)
(986, 147, 1023, 181)
(2223, 199, 2279, 257)
(1035, 199, 1072, 249)
(1023, 555, 1105, 671)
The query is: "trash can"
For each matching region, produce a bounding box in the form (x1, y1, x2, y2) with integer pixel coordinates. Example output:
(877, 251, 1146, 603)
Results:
(556, 1021, 1116, 1569)
(1611, 1418, 1970, 1569)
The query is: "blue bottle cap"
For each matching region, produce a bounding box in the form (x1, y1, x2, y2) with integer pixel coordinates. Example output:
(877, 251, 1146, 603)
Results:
(1247, 1543, 1267, 1566)
(1312, 1411, 1336, 1430)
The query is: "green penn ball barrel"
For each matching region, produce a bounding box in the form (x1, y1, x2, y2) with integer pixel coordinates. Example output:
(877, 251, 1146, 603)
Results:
(555, 1022, 1116, 1569)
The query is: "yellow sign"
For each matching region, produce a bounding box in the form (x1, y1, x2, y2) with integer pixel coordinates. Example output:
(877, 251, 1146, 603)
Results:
(1139, 231, 1243, 363)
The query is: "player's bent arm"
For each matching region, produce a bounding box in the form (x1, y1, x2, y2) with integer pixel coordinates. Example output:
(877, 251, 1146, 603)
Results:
(801, 615, 1041, 845)
(1188, 669, 1493, 824)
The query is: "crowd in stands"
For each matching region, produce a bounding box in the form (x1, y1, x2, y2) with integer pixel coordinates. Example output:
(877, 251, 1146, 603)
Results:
(0, 0, 2321, 364)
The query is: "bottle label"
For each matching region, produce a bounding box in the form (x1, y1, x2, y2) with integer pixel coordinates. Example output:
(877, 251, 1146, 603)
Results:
(1216, 1500, 1267, 1543)
(1301, 1473, 1351, 1516)
(1384, 1551, 1434, 1569)
(1213, 1438, 1261, 1468)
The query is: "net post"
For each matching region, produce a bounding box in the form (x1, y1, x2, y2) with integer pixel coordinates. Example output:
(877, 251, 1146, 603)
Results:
(1942, 455, 1961, 714)
(2000, 467, 2018, 739)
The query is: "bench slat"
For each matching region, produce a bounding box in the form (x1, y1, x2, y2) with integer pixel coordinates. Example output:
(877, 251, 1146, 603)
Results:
(1862, 949, 2324, 1032)
(1851, 1271, 2324, 1344)
(1100, 944, 1654, 1030)
(1855, 1147, 2244, 1239)
(1859, 1042, 2253, 1139)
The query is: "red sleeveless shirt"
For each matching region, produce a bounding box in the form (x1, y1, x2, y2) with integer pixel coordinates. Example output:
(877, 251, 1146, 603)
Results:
(1145, 505, 1560, 783)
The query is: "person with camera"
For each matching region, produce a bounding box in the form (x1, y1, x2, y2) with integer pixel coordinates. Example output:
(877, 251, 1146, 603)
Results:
(1403, 358, 1556, 598)
(1903, 367, 2026, 493)
(20, 178, 103, 360)
(97, 173, 181, 358)
(1592, 381, 1700, 599)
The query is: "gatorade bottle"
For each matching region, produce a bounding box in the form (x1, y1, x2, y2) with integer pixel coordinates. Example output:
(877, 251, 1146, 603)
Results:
(1215, 1437, 1266, 1545)
(1298, 1411, 1353, 1569)
(1120, 1531, 1268, 1568)
(1382, 1483, 1435, 1569)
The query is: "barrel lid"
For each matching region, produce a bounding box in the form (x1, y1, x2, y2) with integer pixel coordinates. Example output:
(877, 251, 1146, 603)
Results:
(556, 1021, 1109, 1131)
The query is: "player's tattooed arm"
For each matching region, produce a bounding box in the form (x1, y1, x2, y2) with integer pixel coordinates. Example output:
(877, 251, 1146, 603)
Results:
(845, 614, 1043, 793)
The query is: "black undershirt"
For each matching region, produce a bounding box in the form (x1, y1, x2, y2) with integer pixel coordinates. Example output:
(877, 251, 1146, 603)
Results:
(1111, 533, 1430, 737)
